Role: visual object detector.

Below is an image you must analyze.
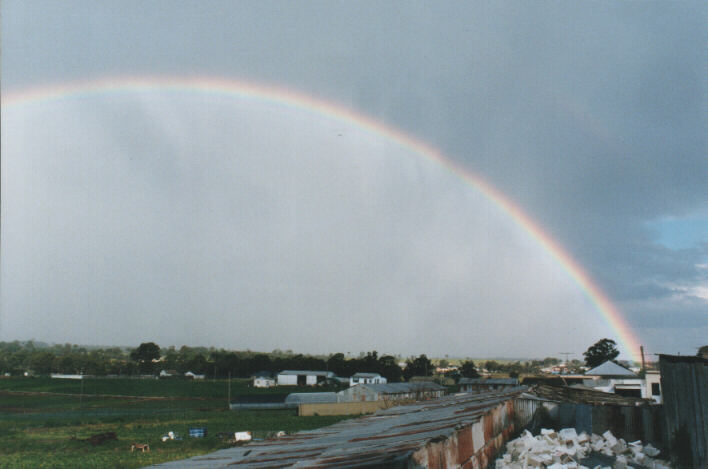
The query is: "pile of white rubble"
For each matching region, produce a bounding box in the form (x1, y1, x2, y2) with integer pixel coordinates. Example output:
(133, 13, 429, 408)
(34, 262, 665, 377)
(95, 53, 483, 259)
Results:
(495, 428, 672, 469)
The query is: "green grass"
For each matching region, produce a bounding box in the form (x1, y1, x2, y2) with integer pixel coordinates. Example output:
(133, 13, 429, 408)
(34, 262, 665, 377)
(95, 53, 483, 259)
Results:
(0, 376, 344, 399)
(0, 379, 351, 468)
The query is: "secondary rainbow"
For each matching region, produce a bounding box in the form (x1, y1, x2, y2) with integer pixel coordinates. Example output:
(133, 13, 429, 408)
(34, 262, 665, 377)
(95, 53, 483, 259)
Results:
(4, 76, 643, 361)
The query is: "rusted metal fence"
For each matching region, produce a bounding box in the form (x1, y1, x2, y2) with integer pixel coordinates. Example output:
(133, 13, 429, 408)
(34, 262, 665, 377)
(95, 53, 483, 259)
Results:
(513, 392, 664, 450)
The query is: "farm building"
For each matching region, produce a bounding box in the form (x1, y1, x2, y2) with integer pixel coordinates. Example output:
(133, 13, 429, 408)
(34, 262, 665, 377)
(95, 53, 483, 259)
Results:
(50, 374, 86, 379)
(253, 376, 276, 388)
(277, 370, 335, 386)
(251, 371, 276, 388)
(285, 392, 339, 405)
(460, 378, 519, 393)
(349, 372, 387, 386)
(184, 371, 205, 380)
(337, 382, 445, 402)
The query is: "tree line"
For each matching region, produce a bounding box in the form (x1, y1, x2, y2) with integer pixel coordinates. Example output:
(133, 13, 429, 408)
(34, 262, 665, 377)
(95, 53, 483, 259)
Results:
(0, 341, 413, 381)
(5, 339, 647, 381)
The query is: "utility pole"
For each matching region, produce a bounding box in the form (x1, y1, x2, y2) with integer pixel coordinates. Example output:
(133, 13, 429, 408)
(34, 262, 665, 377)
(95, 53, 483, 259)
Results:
(227, 372, 231, 408)
(640, 345, 646, 372)
(559, 352, 572, 364)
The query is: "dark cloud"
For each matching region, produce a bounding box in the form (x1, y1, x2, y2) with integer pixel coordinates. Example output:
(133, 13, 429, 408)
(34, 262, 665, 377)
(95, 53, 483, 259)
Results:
(2, 1, 707, 356)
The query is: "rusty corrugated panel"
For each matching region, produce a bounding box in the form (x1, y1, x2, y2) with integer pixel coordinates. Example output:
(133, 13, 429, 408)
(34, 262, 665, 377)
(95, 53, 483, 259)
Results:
(527, 383, 652, 406)
(150, 388, 526, 468)
(659, 354, 707, 469)
(522, 386, 664, 446)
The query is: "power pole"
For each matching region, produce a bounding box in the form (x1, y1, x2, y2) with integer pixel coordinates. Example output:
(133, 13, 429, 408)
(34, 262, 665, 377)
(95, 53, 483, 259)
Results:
(640, 345, 646, 372)
(559, 352, 572, 364)
(227, 372, 231, 408)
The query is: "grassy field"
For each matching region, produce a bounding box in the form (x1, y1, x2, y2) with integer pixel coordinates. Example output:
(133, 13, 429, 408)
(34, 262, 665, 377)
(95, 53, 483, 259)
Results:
(0, 376, 344, 398)
(0, 378, 350, 468)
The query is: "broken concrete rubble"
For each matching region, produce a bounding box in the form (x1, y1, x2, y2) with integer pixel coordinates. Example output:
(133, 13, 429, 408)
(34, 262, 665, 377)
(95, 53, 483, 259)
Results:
(495, 428, 672, 469)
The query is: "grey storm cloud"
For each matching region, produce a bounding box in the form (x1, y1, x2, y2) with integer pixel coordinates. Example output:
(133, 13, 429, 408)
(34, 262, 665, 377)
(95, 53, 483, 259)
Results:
(2, 1, 707, 358)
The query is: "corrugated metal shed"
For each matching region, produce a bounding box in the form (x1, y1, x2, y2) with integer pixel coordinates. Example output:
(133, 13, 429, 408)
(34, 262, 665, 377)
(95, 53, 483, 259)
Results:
(339, 382, 446, 402)
(279, 370, 335, 377)
(285, 392, 339, 404)
(460, 378, 519, 386)
(528, 384, 652, 407)
(151, 387, 529, 468)
(351, 373, 381, 379)
(659, 354, 707, 469)
(349, 382, 444, 393)
(519, 385, 662, 445)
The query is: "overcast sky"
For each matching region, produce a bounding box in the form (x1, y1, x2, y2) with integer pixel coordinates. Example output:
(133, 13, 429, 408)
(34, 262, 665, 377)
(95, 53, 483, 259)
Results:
(2, 1, 706, 360)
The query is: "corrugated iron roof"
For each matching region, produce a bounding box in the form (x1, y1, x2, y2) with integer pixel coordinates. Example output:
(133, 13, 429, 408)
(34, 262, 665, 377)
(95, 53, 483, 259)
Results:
(278, 370, 335, 377)
(351, 372, 381, 378)
(346, 382, 445, 393)
(285, 392, 339, 404)
(151, 387, 525, 468)
(459, 378, 519, 385)
(584, 360, 636, 377)
(526, 384, 652, 406)
(659, 354, 708, 364)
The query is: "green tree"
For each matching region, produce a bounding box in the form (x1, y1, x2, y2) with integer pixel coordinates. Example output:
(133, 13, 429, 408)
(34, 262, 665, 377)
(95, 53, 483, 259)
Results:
(130, 342, 161, 373)
(459, 360, 479, 378)
(29, 351, 55, 375)
(583, 338, 619, 368)
(403, 354, 433, 380)
(697, 345, 708, 359)
(326, 353, 348, 377)
(484, 360, 500, 372)
(378, 355, 403, 382)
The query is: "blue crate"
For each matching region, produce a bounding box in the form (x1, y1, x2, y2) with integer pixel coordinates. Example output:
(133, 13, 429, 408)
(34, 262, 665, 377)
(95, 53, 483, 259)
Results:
(188, 427, 207, 438)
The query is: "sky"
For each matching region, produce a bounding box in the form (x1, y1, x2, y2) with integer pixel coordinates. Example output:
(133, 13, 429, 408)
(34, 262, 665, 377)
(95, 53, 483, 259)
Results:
(2, 1, 706, 360)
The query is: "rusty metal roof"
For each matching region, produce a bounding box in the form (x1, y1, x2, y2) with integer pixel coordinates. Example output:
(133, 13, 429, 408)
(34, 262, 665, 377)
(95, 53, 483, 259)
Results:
(526, 384, 653, 406)
(150, 387, 525, 468)
(459, 378, 519, 386)
(285, 393, 339, 404)
(278, 370, 336, 377)
(343, 382, 445, 394)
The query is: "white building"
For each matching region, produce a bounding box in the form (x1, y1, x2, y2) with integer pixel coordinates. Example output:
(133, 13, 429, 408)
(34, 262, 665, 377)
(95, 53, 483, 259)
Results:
(251, 371, 276, 388)
(644, 370, 662, 404)
(185, 371, 205, 380)
(277, 370, 335, 386)
(583, 361, 661, 402)
(349, 372, 387, 386)
(50, 373, 85, 379)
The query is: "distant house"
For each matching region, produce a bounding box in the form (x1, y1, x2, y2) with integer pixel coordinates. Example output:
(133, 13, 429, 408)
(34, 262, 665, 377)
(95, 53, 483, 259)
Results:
(252, 371, 276, 388)
(459, 378, 519, 393)
(583, 360, 644, 398)
(277, 370, 335, 386)
(337, 382, 446, 402)
(349, 372, 387, 386)
(185, 371, 205, 380)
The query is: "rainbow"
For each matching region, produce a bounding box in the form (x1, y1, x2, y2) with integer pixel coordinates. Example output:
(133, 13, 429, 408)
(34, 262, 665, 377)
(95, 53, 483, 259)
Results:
(3, 76, 642, 361)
